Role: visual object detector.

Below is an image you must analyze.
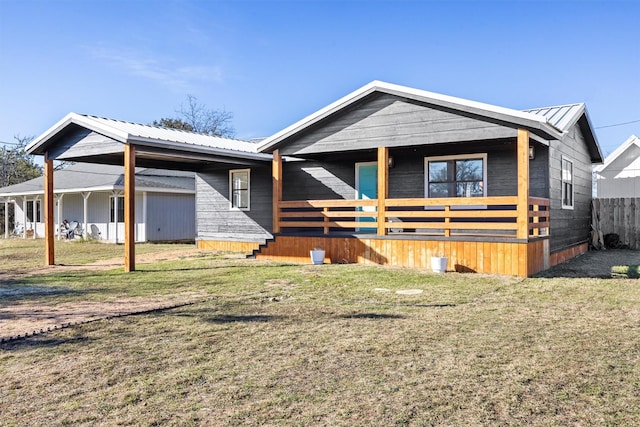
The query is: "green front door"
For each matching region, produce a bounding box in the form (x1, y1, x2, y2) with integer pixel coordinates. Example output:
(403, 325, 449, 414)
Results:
(356, 163, 377, 232)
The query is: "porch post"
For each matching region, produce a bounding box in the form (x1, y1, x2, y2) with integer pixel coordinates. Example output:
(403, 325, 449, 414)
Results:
(82, 192, 91, 239)
(33, 196, 40, 239)
(55, 194, 64, 240)
(124, 144, 136, 272)
(272, 149, 282, 234)
(517, 129, 530, 239)
(3, 199, 8, 239)
(377, 146, 388, 236)
(112, 191, 120, 243)
(22, 197, 27, 239)
(44, 153, 54, 265)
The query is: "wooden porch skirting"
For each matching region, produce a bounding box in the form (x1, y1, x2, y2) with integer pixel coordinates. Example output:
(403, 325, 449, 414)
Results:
(197, 240, 262, 253)
(549, 242, 589, 267)
(254, 235, 552, 277)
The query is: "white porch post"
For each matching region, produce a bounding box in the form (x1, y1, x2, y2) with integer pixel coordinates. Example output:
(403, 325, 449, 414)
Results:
(55, 194, 64, 240)
(22, 197, 27, 239)
(3, 199, 7, 239)
(112, 190, 121, 244)
(82, 192, 91, 239)
(33, 195, 40, 239)
(142, 191, 147, 243)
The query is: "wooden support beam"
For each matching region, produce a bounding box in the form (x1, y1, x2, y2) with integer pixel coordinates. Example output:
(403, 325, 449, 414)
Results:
(44, 154, 54, 265)
(517, 129, 530, 240)
(124, 144, 136, 272)
(377, 146, 389, 235)
(272, 149, 282, 234)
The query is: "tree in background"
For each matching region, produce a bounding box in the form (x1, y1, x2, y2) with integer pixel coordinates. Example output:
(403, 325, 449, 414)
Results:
(153, 95, 235, 137)
(0, 135, 43, 235)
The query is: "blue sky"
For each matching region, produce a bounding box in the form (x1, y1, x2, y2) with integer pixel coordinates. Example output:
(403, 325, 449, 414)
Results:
(1, 0, 638, 158)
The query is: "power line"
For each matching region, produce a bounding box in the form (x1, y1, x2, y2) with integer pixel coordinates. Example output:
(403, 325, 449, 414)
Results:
(596, 119, 640, 129)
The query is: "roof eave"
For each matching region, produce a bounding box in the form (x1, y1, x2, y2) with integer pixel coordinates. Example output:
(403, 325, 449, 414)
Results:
(129, 136, 272, 162)
(26, 113, 130, 155)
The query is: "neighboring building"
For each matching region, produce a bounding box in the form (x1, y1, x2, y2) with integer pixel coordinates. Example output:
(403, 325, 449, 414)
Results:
(595, 135, 640, 197)
(0, 163, 195, 242)
(24, 82, 603, 276)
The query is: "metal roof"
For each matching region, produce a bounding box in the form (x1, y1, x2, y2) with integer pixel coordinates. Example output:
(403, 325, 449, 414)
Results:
(26, 113, 271, 163)
(523, 103, 585, 132)
(78, 114, 260, 153)
(0, 163, 194, 197)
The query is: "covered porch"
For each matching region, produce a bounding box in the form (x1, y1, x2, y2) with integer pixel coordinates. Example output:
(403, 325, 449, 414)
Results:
(260, 129, 552, 276)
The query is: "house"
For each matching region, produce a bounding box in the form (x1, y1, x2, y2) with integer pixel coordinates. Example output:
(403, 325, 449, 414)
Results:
(595, 135, 640, 197)
(25, 82, 602, 276)
(196, 81, 602, 276)
(0, 163, 196, 242)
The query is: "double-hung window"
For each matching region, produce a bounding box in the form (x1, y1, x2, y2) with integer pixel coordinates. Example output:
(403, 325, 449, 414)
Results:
(561, 157, 574, 209)
(230, 169, 250, 210)
(424, 154, 487, 198)
(110, 195, 125, 223)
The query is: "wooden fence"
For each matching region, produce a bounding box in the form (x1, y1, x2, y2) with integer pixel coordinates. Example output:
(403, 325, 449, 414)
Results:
(594, 198, 640, 250)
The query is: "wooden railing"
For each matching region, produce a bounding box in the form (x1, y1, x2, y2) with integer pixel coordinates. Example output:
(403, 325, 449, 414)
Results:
(277, 196, 550, 239)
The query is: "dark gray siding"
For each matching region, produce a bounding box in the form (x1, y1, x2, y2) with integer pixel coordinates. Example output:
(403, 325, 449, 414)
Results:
(548, 126, 593, 252)
(282, 140, 544, 200)
(49, 126, 124, 160)
(279, 93, 520, 156)
(146, 193, 195, 241)
(196, 166, 272, 242)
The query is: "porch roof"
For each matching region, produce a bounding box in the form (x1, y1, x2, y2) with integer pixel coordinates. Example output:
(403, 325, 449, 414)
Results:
(26, 113, 272, 170)
(258, 80, 566, 153)
(0, 163, 195, 197)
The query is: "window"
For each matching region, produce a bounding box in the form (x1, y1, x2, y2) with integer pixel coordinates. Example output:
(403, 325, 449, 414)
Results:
(561, 157, 574, 209)
(26, 200, 41, 222)
(425, 154, 487, 198)
(230, 169, 250, 210)
(110, 195, 125, 222)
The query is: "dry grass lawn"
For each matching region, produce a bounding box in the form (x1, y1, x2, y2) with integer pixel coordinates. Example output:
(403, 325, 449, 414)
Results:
(1, 240, 639, 426)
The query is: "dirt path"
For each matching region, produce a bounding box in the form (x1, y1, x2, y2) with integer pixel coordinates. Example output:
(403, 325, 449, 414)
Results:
(535, 249, 639, 278)
(0, 248, 209, 341)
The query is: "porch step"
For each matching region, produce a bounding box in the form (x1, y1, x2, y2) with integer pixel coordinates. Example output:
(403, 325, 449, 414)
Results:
(246, 237, 276, 259)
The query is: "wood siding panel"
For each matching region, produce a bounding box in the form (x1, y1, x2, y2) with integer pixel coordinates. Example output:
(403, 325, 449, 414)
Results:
(549, 126, 594, 253)
(279, 94, 520, 156)
(49, 127, 124, 160)
(197, 240, 261, 253)
(196, 167, 272, 242)
(255, 235, 546, 277)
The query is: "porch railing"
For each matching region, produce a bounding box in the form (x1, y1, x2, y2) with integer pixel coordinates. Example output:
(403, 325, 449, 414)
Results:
(277, 196, 549, 239)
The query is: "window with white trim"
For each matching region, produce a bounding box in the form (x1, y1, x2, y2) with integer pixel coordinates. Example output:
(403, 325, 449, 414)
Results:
(110, 195, 125, 222)
(424, 154, 487, 198)
(561, 157, 574, 209)
(230, 169, 250, 210)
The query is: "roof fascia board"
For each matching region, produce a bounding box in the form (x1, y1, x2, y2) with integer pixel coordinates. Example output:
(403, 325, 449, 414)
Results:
(579, 107, 604, 164)
(129, 136, 272, 161)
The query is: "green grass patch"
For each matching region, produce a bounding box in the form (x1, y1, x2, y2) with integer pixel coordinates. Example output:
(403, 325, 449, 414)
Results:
(612, 264, 640, 278)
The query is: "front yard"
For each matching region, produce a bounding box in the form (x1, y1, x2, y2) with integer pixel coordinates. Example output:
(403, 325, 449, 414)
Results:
(1, 240, 639, 426)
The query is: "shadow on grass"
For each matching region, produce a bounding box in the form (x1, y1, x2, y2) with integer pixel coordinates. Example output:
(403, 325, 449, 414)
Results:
(1, 335, 93, 351)
(0, 280, 89, 303)
(338, 313, 405, 320)
(205, 314, 283, 323)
